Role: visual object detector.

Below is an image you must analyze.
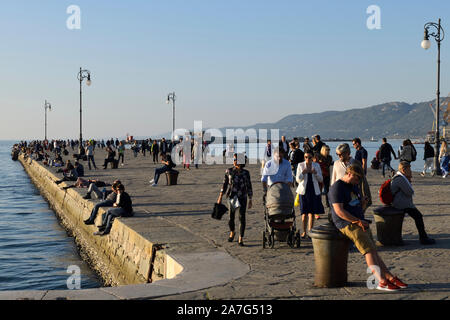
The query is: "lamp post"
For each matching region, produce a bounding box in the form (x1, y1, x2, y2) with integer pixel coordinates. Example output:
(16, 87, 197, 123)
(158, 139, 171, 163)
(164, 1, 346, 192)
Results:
(166, 92, 176, 141)
(44, 100, 52, 141)
(422, 18, 445, 176)
(77, 67, 92, 148)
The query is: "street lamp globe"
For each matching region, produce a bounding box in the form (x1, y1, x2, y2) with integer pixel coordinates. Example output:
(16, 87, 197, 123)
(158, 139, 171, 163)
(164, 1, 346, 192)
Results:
(421, 39, 431, 49)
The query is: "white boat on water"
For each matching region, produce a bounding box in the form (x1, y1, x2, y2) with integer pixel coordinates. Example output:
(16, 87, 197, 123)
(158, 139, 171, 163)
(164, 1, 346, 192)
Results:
(370, 137, 378, 142)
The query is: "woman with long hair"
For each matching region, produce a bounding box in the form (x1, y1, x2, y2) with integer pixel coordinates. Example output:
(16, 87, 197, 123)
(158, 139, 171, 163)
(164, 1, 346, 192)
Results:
(296, 150, 324, 238)
(440, 140, 449, 178)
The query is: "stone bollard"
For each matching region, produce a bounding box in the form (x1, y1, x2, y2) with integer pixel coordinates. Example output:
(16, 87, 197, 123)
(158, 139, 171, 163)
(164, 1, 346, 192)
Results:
(372, 206, 405, 246)
(308, 222, 351, 288)
(165, 170, 179, 185)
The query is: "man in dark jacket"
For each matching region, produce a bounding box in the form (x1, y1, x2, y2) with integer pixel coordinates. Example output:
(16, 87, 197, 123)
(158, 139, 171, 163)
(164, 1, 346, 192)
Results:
(159, 138, 168, 156)
(94, 183, 133, 235)
(379, 138, 397, 178)
(289, 141, 304, 181)
(312, 135, 325, 155)
(421, 141, 435, 176)
(279, 136, 289, 159)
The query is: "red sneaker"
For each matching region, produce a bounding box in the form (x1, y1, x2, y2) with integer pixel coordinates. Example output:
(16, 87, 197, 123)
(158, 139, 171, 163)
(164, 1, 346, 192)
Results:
(389, 276, 408, 289)
(377, 280, 400, 292)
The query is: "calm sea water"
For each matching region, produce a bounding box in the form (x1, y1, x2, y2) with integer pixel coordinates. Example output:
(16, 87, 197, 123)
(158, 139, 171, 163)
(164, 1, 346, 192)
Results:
(0, 141, 101, 291)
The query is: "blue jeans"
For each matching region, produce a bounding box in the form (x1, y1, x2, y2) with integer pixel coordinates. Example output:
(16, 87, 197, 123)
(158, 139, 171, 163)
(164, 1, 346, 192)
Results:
(381, 160, 394, 177)
(154, 166, 170, 184)
(101, 207, 133, 234)
(441, 156, 450, 175)
(87, 155, 97, 169)
(88, 199, 114, 222)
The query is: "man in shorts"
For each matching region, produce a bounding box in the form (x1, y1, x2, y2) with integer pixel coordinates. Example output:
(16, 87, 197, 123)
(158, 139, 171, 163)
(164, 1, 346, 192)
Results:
(329, 164, 407, 292)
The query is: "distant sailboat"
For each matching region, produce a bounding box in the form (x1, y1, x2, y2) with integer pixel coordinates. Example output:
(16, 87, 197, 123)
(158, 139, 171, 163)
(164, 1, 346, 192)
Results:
(370, 136, 378, 142)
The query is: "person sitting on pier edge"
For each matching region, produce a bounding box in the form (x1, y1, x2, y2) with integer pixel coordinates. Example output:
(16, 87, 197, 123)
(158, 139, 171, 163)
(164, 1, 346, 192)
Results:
(329, 164, 408, 292)
(149, 153, 176, 186)
(94, 183, 133, 236)
(55, 162, 78, 185)
(84, 180, 121, 225)
(217, 153, 253, 247)
(391, 161, 436, 245)
(103, 146, 116, 169)
(82, 179, 110, 199)
(74, 160, 84, 177)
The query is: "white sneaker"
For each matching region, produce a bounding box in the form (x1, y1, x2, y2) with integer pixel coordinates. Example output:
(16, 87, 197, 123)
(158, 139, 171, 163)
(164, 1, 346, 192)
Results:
(149, 179, 155, 184)
(443, 173, 448, 178)
(151, 183, 157, 187)
(420, 172, 425, 177)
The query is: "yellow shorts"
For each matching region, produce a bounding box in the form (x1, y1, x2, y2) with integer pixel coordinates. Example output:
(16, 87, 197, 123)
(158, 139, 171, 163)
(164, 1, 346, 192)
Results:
(340, 223, 376, 255)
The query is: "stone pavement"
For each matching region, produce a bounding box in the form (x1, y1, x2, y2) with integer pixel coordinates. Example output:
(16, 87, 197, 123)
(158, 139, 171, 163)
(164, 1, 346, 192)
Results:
(21, 149, 450, 299)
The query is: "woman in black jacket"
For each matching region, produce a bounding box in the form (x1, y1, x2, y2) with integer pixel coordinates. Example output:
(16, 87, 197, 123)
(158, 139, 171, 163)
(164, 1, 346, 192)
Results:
(421, 141, 435, 176)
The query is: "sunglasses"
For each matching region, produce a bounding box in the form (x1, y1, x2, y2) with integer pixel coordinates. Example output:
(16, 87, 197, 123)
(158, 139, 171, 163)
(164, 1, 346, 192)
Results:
(305, 156, 313, 159)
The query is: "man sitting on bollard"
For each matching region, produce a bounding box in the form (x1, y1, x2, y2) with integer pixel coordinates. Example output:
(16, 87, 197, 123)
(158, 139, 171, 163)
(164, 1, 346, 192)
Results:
(391, 161, 436, 245)
(329, 164, 407, 292)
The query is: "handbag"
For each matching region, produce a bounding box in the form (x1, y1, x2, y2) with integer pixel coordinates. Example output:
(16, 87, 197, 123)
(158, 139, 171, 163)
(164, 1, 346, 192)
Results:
(211, 203, 228, 220)
(294, 193, 300, 207)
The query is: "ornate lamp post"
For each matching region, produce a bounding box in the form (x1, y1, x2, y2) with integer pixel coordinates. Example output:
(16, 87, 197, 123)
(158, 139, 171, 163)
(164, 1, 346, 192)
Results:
(77, 67, 92, 148)
(422, 19, 445, 176)
(44, 100, 52, 141)
(166, 92, 176, 141)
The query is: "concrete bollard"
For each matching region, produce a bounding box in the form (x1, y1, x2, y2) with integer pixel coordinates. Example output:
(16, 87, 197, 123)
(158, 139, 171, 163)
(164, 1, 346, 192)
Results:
(308, 222, 351, 288)
(165, 170, 179, 185)
(372, 206, 405, 246)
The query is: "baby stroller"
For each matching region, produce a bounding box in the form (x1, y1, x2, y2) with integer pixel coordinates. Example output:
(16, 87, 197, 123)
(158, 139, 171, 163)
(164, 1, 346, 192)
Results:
(262, 182, 301, 249)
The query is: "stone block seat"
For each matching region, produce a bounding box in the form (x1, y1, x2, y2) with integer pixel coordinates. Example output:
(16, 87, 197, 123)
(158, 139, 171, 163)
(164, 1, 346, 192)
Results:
(165, 170, 179, 185)
(372, 205, 405, 246)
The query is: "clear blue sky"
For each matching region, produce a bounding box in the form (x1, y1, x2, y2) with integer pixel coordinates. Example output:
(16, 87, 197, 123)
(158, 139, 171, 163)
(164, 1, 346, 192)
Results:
(0, 0, 449, 140)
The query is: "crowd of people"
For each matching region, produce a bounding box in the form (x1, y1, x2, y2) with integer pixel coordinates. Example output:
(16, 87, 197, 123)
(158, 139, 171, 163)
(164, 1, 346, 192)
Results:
(14, 133, 444, 292)
(215, 134, 441, 292)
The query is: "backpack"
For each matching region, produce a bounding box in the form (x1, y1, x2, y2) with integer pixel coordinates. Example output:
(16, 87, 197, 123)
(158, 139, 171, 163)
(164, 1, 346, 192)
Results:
(411, 146, 417, 162)
(379, 176, 399, 205)
(379, 179, 394, 205)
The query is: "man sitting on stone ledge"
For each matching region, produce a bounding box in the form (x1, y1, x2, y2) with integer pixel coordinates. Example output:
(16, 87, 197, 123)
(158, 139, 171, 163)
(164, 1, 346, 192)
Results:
(94, 183, 133, 236)
(55, 161, 78, 185)
(329, 164, 407, 292)
(84, 180, 121, 225)
(390, 161, 436, 245)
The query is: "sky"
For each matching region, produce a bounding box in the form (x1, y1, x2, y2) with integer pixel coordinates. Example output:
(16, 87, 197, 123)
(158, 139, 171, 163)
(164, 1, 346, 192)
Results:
(0, 0, 449, 140)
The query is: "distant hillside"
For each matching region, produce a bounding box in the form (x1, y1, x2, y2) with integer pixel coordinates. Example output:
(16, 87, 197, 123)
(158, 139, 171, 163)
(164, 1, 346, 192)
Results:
(224, 99, 446, 140)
